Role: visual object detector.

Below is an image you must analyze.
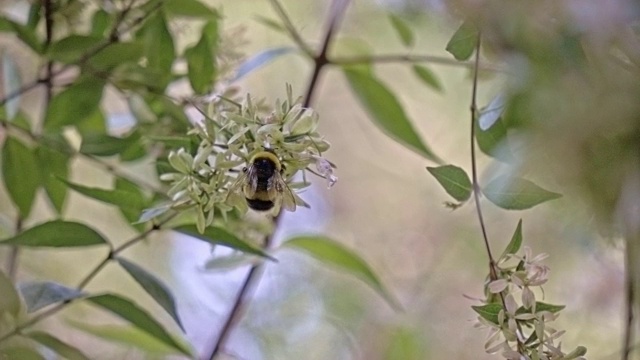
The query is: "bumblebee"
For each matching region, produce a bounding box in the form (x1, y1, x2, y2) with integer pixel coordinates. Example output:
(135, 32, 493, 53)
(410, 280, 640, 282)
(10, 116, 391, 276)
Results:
(228, 149, 297, 213)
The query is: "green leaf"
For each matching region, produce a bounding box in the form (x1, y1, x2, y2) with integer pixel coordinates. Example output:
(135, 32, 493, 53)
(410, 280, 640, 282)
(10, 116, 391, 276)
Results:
(500, 219, 523, 260)
(47, 35, 104, 63)
(426, 165, 472, 202)
(79, 131, 139, 156)
(445, 20, 479, 61)
(26, 332, 90, 360)
(6, 20, 42, 54)
(482, 176, 562, 210)
(478, 93, 506, 131)
(0, 270, 21, 316)
(185, 25, 216, 94)
(36, 145, 70, 213)
(174, 225, 273, 259)
(388, 14, 414, 47)
(471, 303, 502, 325)
(91, 9, 111, 36)
(475, 115, 512, 162)
(412, 65, 442, 92)
(164, 0, 219, 18)
(0, 221, 108, 247)
(385, 326, 427, 360)
(234, 47, 296, 81)
(87, 42, 145, 71)
(2, 136, 40, 217)
(283, 235, 400, 309)
(19, 281, 84, 312)
(138, 13, 174, 83)
(87, 293, 191, 356)
(68, 321, 189, 356)
(75, 110, 107, 135)
(0, 347, 44, 360)
(60, 179, 145, 212)
(516, 302, 565, 315)
(116, 257, 184, 331)
(114, 178, 147, 231)
(343, 69, 441, 162)
(2, 52, 22, 120)
(43, 78, 105, 132)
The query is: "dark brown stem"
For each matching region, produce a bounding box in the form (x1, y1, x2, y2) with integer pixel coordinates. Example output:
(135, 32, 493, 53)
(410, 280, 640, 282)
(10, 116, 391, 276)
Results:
(204, 1, 350, 359)
(6, 217, 22, 281)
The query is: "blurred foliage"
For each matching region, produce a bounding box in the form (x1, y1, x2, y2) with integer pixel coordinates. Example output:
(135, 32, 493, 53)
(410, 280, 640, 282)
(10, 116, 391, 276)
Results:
(0, 0, 638, 359)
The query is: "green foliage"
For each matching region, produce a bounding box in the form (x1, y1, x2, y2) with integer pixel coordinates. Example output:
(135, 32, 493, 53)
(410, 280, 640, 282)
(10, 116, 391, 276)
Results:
(388, 15, 414, 47)
(0, 270, 21, 317)
(343, 68, 441, 162)
(482, 176, 562, 210)
(26, 332, 90, 360)
(499, 220, 523, 260)
(445, 19, 478, 61)
(116, 257, 184, 331)
(2, 136, 40, 217)
(412, 65, 443, 92)
(43, 78, 105, 132)
(283, 235, 400, 309)
(174, 224, 272, 259)
(18, 281, 85, 313)
(426, 165, 472, 202)
(0, 221, 108, 247)
(87, 294, 191, 356)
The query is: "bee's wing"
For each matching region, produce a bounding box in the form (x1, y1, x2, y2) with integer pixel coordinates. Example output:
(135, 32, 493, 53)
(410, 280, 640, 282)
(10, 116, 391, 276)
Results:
(274, 172, 296, 212)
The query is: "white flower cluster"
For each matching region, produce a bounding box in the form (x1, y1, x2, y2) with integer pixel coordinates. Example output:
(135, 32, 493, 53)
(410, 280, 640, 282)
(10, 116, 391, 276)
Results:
(475, 247, 586, 360)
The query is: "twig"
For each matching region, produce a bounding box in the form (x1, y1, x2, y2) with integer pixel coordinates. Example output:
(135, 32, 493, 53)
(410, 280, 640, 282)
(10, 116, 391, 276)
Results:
(203, 1, 350, 359)
(266, 0, 314, 57)
(332, 53, 502, 71)
(6, 216, 22, 281)
(469, 34, 525, 353)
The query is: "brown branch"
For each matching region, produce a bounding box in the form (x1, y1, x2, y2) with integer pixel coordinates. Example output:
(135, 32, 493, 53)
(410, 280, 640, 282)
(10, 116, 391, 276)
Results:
(203, 1, 351, 359)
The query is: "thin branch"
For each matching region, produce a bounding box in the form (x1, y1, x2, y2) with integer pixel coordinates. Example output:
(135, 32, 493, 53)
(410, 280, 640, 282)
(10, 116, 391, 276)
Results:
(331, 53, 502, 71)
(204, 1, 350, 359)
(0, 212, 178, 345)
(266, 0, 314, 57)
(469, 34, 525, 353)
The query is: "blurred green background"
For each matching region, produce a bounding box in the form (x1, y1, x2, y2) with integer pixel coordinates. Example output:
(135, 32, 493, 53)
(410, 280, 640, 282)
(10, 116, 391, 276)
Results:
(0, 0, 630, 359)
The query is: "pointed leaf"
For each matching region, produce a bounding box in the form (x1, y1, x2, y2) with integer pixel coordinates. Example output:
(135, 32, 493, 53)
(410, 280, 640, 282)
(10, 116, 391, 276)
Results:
(116, 257, 184, 331)
(138, 13, 174, 84)
(343, 68, 441, 162)
(0, 221, 108, 247)
(283, 235, 400, 309)
(27, 332, 90, 360)
(483, 176, 562, 210)
(518, 302, 565, 314)
(87, 293, 191, 356)
(164, 0, 219, 19)
(6, 20, 42, 54)
(412, 65, 443, 92)
(478, 93, 506, 131)
(185, 24, 217, 94)
(388, 15, 414, 47)
(2, 52, 22, 120)
(0, 270, 21, 316)
(47, 35, 104, 63)
(19, 281, 84, 312)
(475, 115, 512, 162)
(44, 78, 105, 132)
(60, 179, 145, 212)
(87, 42, 145, 71)
(2, 136, 40, 217)
(174, 224, 273, 259)
(500, 219, 523, 260)
(234, 47, 296, 80)
(79, 131, 140, 156)
(36, 145, 70, 213)
(0, 347, 44, 360)
(427, 165, 472, 202)
(68, 321, 190, 356)
(446, 20, 479, 61)
(471, 303, 502, 325)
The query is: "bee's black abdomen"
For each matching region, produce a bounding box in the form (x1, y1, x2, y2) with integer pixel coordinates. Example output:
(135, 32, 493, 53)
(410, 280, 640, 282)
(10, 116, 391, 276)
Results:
(246, 198, 275, 211)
